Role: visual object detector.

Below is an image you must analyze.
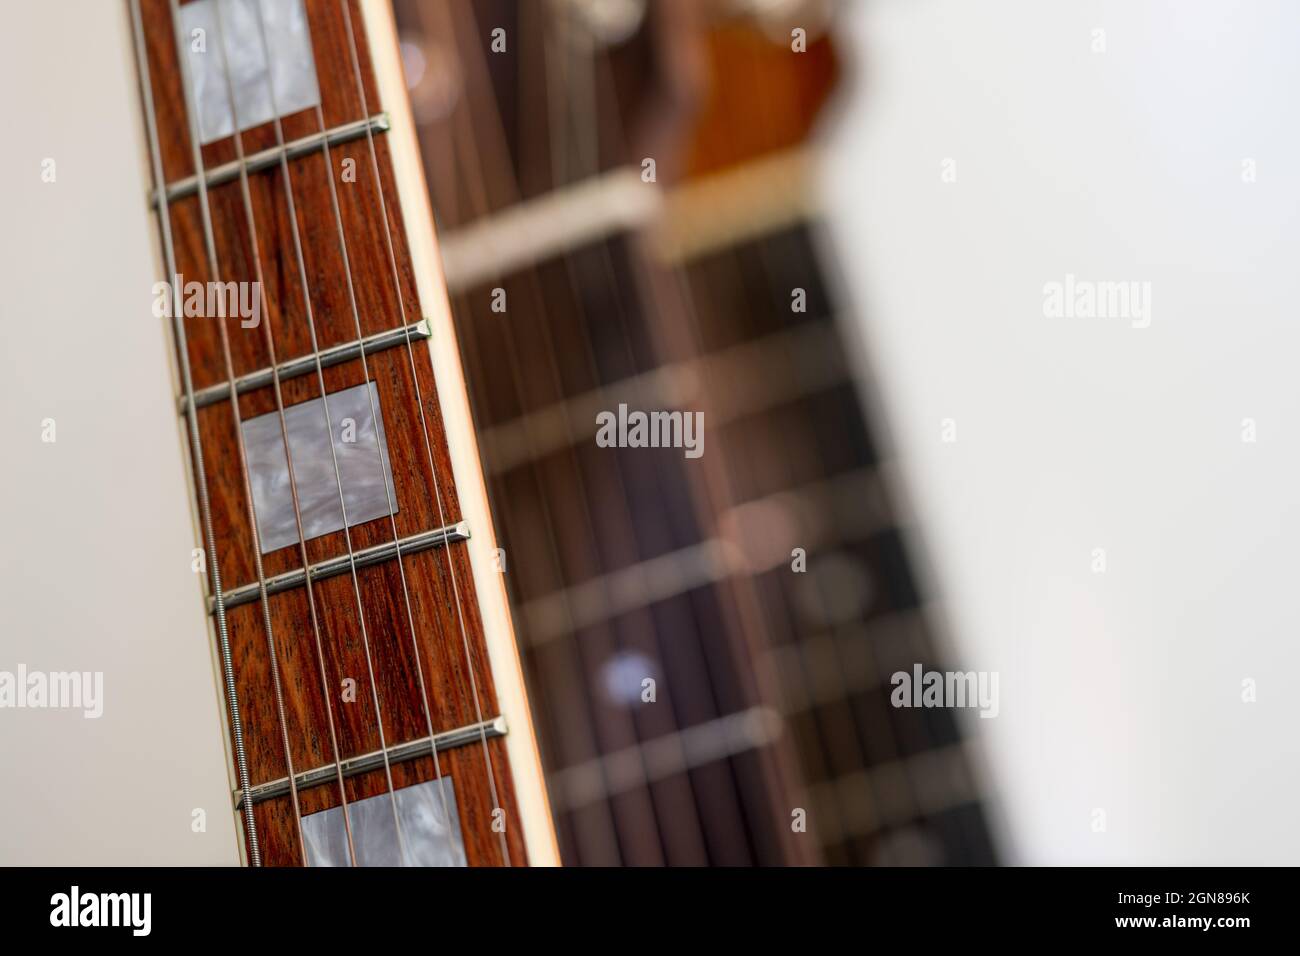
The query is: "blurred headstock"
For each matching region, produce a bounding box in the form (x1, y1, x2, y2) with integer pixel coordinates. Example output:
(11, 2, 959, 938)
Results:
(395, 0, 839, 209)
(649, 0, 841, 182)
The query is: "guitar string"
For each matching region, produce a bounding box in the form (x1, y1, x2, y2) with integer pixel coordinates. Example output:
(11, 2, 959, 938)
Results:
(447, 0, 690, 863)
(336, 0, 508, 865)
(740, 226, 893, 859)
(403, 3, 954, 864)
(560, 6, 811, 863)
(174, 0, 334, 866)
(429, 0, 648, 864)
(537, 4, 717, 864)
(395, 0, 603, 863)
(139, 0, 915, 868)
(408, 0, 803, 864)
(446, 0, 807, 863)
(563, 7, 802, 863)
(550, 4, 803, 865)
(614, 20, 857, 862)
(243, 0, 409, 865)
(518, 0, 645, 863)
(660, 219, 846, 857)
(715, 24, 862, 860)
(405, 0, 625, 866)
(207, 0, 369, 866)
(734, 32, 939, 862)
(512, 3, 822, 863)
(128, 0, 261, 867)
(588, 19, 777, 865)
(440, 0, 712, 864)
(610, 22, 938, 862)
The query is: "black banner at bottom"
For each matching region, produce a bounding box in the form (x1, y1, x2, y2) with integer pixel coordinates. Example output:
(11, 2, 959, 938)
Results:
(0, 866, 1277, 942)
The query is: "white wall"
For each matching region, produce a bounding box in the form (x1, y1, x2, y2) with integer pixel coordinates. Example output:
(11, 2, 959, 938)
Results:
(824, 0, 1300, 863)
(0, 1, 239, 864)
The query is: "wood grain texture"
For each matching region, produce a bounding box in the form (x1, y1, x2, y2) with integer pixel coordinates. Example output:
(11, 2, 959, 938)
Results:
(137, 0, 525, 866)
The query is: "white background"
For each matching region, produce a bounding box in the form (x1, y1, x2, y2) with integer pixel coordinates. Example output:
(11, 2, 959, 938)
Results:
(0, 1, 239, 864)
(823, 0, 1300, 863)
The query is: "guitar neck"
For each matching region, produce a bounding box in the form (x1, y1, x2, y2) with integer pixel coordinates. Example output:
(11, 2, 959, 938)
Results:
(131, 0, 555, 867)
(396, 0, 996, 865)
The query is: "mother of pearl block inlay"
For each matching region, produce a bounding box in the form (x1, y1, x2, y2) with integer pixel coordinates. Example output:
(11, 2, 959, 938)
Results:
(302, 778, 467, 867)
(179, 0, 321, 145)
(241, 382, 398, 554)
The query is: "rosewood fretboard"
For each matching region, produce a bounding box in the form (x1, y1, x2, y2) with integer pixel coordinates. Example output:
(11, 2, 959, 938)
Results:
(132, 0, 528, 867)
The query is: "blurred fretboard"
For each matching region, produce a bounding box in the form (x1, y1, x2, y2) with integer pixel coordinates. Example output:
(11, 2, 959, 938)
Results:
(397, 0, 996, 866)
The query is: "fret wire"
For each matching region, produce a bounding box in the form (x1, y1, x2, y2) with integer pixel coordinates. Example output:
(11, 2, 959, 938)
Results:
(156, 112, 390, 204)
(236, 716, 508, 809)
(547, 707, 784, 813)
(510, 471, 899, 646)
(180, 319, 431, 413)
(338, 0, 512, 866)
(473, 320, 847, 477)
(802, 743, 981, 846)
(169, 0, 322, 866)
(128, 0, 261, 866)
(518, 539, 739, 646)
(762, 609, 929, 714)
(213, 522, 470, 612)
(437, 165, 656, 293)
